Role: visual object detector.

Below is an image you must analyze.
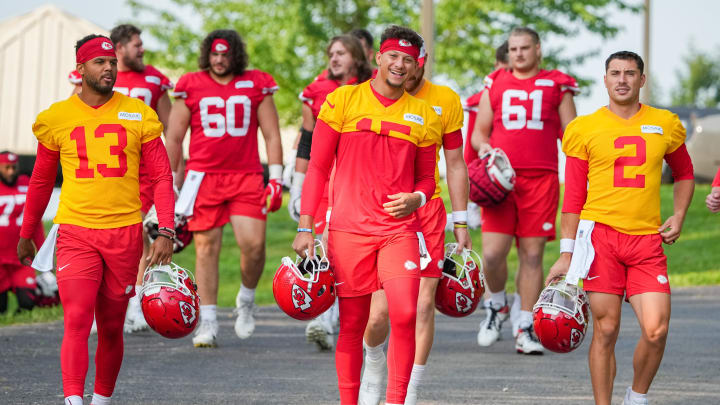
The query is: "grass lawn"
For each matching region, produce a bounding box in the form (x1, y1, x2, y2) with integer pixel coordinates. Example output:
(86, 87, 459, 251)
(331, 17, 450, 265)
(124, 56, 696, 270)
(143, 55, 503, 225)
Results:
(2, 183, 718, 326)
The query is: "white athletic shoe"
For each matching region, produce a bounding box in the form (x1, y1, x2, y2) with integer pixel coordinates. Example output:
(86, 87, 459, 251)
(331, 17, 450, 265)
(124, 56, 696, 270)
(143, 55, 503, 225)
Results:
(404, 384, 418, 405)
(510, 293, 521, 338)
(192, 319, 218, 348)
(234, 300, 257, 339)
(123, 296, 149, 333)
(515, 325, 544, 355)
(305, 317, 334, 351)
(623, 387, 649, 405)
(358, 355, 386, 405)
(467, 201, 482, 230)
(477, 304, 509, 347)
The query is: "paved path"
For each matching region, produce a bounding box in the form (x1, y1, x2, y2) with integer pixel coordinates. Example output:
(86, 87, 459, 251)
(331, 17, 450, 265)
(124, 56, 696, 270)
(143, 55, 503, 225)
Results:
(1, 287, 719, 404)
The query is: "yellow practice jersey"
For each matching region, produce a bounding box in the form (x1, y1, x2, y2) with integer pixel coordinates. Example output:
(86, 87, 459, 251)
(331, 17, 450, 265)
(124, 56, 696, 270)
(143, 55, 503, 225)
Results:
(563, 104, 686, 234)
(413, 80, 464, 200)
(33, 92, 163, 228)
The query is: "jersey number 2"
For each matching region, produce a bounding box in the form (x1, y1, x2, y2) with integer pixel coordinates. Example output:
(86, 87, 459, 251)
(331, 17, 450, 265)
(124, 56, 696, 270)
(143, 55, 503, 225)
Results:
(501, 89, 544, 130)
(70, 124, 128, 179)
(613, 136, 646, 188)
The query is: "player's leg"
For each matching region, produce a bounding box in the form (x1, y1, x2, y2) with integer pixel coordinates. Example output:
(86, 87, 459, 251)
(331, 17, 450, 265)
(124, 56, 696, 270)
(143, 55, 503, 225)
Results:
(336, 294, 373, 404)
(627, 292, 670, 399)
(192, 226, 223, 347)
(229, 214, 266, 339)
(359, 289, 389, 405)
(514, 236, 546, 354)
(588, 292, 623, 405)
(93, 292, 130, 402)
(477, 231, 513, 346)
(123, 228, 150, 333)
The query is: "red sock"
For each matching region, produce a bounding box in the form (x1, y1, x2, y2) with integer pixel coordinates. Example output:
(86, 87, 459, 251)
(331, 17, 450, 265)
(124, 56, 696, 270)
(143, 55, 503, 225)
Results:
(335, 294, 371, 404)
(383, 277, 419, 404)
(59, 279, 100, 397)
(93, 293, 129, 397)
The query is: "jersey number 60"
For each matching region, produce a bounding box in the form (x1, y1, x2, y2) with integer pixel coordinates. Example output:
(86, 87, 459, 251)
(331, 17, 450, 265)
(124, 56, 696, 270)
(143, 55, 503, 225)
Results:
(199, 96, 251, 137)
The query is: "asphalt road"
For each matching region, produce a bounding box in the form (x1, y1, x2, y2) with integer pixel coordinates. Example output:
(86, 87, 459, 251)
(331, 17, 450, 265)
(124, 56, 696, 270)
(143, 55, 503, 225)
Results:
(1, 287, 719, 404)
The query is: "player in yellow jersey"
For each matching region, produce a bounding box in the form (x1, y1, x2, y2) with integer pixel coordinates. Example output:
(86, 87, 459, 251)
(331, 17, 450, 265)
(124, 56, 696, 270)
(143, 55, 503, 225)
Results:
(358, 44, 470, 405)
(547, 51, 694, 405)
(17, 35, 175, 405)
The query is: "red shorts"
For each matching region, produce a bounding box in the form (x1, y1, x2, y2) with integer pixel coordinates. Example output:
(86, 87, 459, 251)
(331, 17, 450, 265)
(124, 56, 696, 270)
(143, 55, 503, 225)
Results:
(417, 198, 446, 278)
(0, 263, 37, 292)
(328, 231, 420, 297)
(481, 170, 558, 240)
(188, 172, 266, 232)
(583, 223, 670, 298)
(56, 223, 143, 299)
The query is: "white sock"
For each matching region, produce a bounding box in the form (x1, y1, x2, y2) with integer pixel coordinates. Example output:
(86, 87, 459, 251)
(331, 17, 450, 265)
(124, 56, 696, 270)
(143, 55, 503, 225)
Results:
(628, 387, 647, 401)
(518, 310, 533, 330)
(489, 290, 506, 309)
(91, 392, 111, 405)
(64, 395, 83, 405)
(200, 305, 217, 322)
(408, 364, 426, 388)
(363, 340, 385, 362)
(238, 284, 255, 304)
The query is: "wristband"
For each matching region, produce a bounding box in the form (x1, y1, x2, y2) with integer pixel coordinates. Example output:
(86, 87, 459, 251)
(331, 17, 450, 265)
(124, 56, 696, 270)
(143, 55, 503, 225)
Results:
(452, 210, 468, 223)
(325, 209, 331, 223)
(269, 164, 283, 180)
(159, 227, 176, 237)
(560, 238, 575, 253)
(297, 228, 313, 233)
(157, 233, 174, 240)
(454, 223, 468, 229)
(413, 191, 427, 207)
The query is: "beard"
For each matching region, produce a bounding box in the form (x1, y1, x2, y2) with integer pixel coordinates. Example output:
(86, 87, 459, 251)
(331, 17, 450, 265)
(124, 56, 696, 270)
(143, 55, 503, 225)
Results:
(122, 54, 145, 72)
(0, 173, 17, 187)
(86, 73, 115, 95)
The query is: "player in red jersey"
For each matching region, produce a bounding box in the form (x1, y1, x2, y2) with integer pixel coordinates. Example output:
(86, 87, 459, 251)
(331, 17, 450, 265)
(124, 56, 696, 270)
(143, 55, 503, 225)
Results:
(706, 168, 720, 212)
(547, 51, 694, 405)
(471, 27, 578, 354)
(18, 34, 174, 405)
(165, 29, 283, 348)
(0, 151, 46, 314)
(293, 25, 442, 405)
(291, 35, 373, 351)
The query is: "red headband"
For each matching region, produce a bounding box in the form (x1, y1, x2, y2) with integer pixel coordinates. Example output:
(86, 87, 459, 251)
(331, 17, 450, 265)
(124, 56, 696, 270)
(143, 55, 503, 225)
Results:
(211, 38, 230, 54)
(76, 37, 116, 64)
(379, 38, 420, 61)
(0, 152, 18, 165)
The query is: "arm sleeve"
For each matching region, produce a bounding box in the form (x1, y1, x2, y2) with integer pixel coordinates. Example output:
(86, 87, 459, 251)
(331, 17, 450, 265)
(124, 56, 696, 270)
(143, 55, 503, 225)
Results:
(561, 156, 589, 214)
(413, 145, 437, 201)
(32, 222, 45, 248)
(141, 137, 174, 230)
(20, 144, 59, 239)
(300, 119, 340, 217)
(442, 129, 463, 150)
(713, 167, 720, 187)
(663, 143, 694, 181)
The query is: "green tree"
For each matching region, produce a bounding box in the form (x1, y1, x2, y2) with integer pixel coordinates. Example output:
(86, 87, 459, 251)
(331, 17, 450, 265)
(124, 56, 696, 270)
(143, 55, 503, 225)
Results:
(671, 48, 720, 108)
(128, 0, 640, 123)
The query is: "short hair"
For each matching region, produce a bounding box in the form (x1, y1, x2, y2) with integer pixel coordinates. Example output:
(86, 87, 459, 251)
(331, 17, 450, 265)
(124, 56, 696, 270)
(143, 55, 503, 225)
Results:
(326, 35, 373, 83)
(605, 51, 644, 74)
(110, 24, 142, 47)
(350, 28, 374, 50)
(198, 29, 249, 76)
(509, 27, 540, 44)
(75, 34, 110, 53)
(495, 41, 509, 64)
(379, 25, 423, 50)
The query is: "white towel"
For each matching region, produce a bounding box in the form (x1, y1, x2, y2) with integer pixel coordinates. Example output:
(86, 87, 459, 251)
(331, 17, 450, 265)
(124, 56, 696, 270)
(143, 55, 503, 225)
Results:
(32, 224, 59, 272)
(565, 219, 596, 286)
(175, 170, 205, 217)
(417, 232, 430, 270)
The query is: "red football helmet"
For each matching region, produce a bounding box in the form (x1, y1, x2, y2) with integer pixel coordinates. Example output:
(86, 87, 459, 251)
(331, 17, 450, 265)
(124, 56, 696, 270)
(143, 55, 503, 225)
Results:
(273, 240, 336, 321)
(143, 205, 193, 253)
(139, 262, 200, 339)
(533, 279, 590, 353)
(468, 148, 515, 207)
(435, 243, 485, 317)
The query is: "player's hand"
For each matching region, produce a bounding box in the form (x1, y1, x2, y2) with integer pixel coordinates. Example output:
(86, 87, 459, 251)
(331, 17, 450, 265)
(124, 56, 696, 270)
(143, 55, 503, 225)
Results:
(453, 226, 472, 251)
(262, 179, 283, 213)
(292, 231, 315, 259)
(172, 171, 184, 195)
(477, 142, 492, 157)
(288, 184, 302, 222)
(658, 215, 683, 244)
(384, 193, 422, 218)
(147, 236, 173, 266)
(545, 253, 572, 285)
(17, 237, 36, 267)
(321, 227, 329, 252)
(706, 186, 720, 213)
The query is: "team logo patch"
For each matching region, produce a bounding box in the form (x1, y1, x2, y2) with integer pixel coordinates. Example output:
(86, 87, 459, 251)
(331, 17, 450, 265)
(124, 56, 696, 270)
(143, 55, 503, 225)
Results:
(399, 39, 412, 47)
(432, 106, 442, 115)
(404, 260, 418, 270)
(535, 79, 554, 87)
(145, 76, 161, 85)
(291, 284, 312, 310)
(542, 222, 553, 231)
(214, 43, 228, 52)
(179, 301, 197, 326)
(657, 275, 668, 284)
(570, 328, 583, 348)
(101, 41, 113, 50)
(403, 113, 424, 125)
(118, 112, 142, 121)
(641, 125, 663, 134)
(455, 292, 472, 313)
(235, 80, 254, 89)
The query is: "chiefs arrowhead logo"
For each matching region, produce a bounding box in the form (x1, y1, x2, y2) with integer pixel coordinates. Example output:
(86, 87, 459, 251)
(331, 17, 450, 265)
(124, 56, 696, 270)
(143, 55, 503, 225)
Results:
(291, 284, 312, 311)
(398, 39, 412, 47)
(101, 41, 113, 50)
(455, 292, 472, 313)
(570, 328, 583, 348)
(179, 301, 197, 326)
(215, 43, 228, 52)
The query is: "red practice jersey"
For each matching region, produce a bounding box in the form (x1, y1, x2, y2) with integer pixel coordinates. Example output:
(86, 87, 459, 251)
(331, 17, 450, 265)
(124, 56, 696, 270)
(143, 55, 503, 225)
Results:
(463, 90, 483, 165)
(172, 70, 278, 173)
(485, 69, 579, 171)
(68, 66, 173, 110)
(0, 175, 44, 264)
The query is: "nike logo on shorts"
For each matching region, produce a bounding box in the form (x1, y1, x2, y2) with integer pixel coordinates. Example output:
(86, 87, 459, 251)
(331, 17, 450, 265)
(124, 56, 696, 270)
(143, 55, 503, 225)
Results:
(58, 263, 70, 272)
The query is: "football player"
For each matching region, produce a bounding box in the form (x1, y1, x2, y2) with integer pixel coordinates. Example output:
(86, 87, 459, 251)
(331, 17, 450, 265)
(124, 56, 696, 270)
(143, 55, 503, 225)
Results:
(18, 35, 174, 405)
(359, 45, 469, 405)
(165, 29, 283, 348)
(0, 151, 45, 314)
(706, 167, 720, 212)
(547, 51, 694, 405)
(293, 25, 442, 405)
(471, 27, 578, 354)
(291, 35, 373, 350)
